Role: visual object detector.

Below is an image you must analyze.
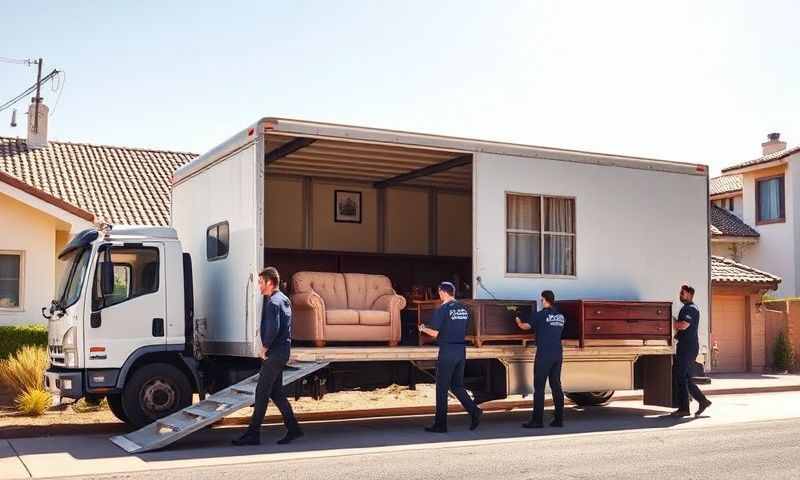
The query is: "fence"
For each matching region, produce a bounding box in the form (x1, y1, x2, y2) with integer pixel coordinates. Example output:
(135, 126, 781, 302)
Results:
(762, 299, 800, 370)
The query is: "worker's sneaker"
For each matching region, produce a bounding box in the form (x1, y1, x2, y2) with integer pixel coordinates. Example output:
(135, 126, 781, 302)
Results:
(521, 420, 544, 429)
(695, 399, 712, 417)
(277, 429, 304, 445)
(550, 419, 564, 428)
(425, 424, 448, 433)
(670, 409, 691, 417)
(232, 433, 261, 446)
(470, 409, 483, 431)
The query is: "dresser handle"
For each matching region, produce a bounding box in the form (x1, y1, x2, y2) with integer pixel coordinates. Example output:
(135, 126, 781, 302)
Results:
(594, 326, 601, 331)
(595, 310, 602, 315)
(657, 309, 663, 315)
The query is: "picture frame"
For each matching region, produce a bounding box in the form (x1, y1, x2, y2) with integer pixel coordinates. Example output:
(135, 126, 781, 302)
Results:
(334, 190, 362, 223)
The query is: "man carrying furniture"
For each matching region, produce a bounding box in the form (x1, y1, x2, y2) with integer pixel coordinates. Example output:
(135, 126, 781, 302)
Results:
(419, 281, 483, 433)
(514, 290, 565, 428)
(672, 284, 712, 417)
(233, 267, 304, 446)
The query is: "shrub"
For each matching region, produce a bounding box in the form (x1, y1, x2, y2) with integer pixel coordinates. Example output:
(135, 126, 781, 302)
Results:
(0, 345, 49, 393)
(773, 330, 794, 372)
(15, 389, 52, 416)
(72, 397, 109, 413)
(0, 325, 48, 360)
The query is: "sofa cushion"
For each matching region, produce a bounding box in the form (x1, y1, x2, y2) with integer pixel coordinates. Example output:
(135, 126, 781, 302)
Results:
(325, 309, 360, 325)
(343, 273, 395, 310)
(359, 310, 391, 326)
(293, 272, 348, 310)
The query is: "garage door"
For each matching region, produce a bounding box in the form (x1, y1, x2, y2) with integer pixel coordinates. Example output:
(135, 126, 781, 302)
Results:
(712, 295, 747, 372)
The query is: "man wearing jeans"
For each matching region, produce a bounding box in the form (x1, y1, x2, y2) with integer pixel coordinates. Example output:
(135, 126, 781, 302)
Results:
(233, 267, 303, 446)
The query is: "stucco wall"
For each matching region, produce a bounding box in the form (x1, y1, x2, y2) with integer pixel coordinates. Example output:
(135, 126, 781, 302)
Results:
(749, 294, 766, 372)
(0, 193, 57, 325)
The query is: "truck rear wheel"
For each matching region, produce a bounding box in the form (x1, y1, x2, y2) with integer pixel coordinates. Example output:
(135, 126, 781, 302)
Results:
(565, 391, 614, 406)
(122, 363, 193, 429)
(106, 393, 129, 424)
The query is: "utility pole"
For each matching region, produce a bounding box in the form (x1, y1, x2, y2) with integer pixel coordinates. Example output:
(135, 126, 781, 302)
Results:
(33, 58, 43, 134)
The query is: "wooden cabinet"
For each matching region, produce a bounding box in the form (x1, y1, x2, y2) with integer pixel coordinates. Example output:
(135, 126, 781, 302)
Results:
(462, 299, 535, 347)
(557, 300, 672, 346)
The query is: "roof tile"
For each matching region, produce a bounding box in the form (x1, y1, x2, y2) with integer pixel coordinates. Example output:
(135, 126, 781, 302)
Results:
(709, 205, 759, 238)
(711, 255, 781, 286)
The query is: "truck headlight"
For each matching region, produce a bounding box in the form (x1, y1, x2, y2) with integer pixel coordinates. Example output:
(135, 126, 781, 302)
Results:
(62, 327, 78, 368)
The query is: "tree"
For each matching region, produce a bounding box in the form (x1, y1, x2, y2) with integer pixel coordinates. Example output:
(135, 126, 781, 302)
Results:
(773, 330, 794, 373)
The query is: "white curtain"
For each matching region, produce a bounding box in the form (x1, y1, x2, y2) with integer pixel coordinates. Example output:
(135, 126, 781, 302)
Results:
(507, 195, 540, 273)
(759, 178, 782, 221)
(544, 198, 575, 275)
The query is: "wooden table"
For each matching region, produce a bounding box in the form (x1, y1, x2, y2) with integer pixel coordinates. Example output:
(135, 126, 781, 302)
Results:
(405, 299, 441, 346)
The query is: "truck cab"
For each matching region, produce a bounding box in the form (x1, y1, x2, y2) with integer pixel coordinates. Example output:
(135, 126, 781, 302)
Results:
(44, 225, 199, 428)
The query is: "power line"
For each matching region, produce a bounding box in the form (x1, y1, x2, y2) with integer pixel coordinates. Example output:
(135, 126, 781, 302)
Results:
(0, 57, 33, 65)
(0, 69, 60, 113)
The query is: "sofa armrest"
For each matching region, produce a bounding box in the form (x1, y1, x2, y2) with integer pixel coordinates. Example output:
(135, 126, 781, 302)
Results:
(371, 293, 407, 312)
(291, 291, 325, 312)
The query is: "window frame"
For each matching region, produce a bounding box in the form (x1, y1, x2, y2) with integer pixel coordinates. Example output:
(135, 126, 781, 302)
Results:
(504, 192, 577, 279)
(0, 250, 24, 311)
(755, 174, 786, 225)
(91, 246, 160, 312)
(206, 221, 230, 261)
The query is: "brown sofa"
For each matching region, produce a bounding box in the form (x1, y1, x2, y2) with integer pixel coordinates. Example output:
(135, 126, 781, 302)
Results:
(291, 272, 406, 346)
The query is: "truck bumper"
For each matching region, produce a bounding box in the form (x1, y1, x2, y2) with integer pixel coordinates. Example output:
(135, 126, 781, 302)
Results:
(44, 368, 84, 400)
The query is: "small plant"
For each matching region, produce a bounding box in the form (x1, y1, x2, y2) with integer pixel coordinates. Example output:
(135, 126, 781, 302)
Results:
(773, 330, 794, 373)
(0, 345, 49, 394)
(72, 397, 109, 413)
(15, 389, 52, 416)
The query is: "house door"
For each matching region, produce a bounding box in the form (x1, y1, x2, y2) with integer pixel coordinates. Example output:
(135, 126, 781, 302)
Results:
(711, 295, 747, 372)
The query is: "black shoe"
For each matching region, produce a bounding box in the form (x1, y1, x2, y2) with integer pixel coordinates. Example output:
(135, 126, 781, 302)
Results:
(670, 409, 691, 417)
(425, 425, 448, 433)
(232, 432, 260, 446)
(522, 420, 544, 429)
(550, 419, 564, 428)
(695, 400, 712, 417)
(470, 409, 483, 431)
(277, 429, 304, 445)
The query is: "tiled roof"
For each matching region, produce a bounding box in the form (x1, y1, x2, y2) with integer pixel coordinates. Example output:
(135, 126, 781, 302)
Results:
(709, 175, 742, 196)
(721, 145, 800, 173)
(711, 255, 781, 287)
(709, 205, 759, 238)
(0, 137, 196, 226)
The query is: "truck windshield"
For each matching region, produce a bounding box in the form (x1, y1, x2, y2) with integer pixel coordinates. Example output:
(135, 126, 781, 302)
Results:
(55, 248, 91, 309)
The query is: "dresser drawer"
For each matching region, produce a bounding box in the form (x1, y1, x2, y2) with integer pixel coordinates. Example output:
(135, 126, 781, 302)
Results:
(585, 319, 670, 337)
(584, 303, 670, 321)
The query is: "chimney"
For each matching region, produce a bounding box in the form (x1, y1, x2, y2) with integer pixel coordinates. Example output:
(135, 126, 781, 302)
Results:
(26, 96, 49, 149)
(761, 132, 787, 156)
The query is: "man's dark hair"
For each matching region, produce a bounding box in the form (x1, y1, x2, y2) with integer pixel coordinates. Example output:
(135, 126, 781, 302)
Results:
(438, 281, 456, 297)
(541, 290, 555, 305)
(681, 284, 695, 296)
(260, 267, 281, 288)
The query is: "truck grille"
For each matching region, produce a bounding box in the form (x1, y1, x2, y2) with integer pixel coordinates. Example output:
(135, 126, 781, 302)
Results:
(49, 345, 65, 366)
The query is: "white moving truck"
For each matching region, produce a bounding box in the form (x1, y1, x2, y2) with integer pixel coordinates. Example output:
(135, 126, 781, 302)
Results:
(44, 118, 709, 441)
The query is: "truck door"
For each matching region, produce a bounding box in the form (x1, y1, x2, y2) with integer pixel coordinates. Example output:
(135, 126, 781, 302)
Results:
(83, 242, 167, 370)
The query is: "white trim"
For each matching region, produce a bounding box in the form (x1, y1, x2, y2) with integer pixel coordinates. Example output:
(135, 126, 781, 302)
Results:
(0, 250, 24, 312)
(0, 182, 93, 232)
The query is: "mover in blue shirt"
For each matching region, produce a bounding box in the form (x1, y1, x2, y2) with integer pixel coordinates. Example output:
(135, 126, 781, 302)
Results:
(672, 284, 711, 417)
(419, 282, 483, 433)
(515, 290, 565, 428)
(233, 267, 303, 446)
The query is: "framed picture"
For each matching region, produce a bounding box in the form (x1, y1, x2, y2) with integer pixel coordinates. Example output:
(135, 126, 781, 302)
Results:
(334, 190, 362, 223)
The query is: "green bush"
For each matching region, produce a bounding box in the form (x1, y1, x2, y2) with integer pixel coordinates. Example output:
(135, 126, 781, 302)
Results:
(0, 325, 48, 360)
(773, 330, 794, 372)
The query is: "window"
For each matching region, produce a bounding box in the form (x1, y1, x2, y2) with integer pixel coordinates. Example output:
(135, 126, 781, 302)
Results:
(728, 198, 734, 212)
(0, 252, 22, 309)
(92, 246, 159, 310)
(756, 175, 785, 224)
(506, 193, 576, 276)
(206, 221, 229, 260)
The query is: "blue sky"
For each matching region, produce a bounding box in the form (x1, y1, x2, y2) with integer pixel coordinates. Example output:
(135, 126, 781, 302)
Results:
(1, 1, 798, 175)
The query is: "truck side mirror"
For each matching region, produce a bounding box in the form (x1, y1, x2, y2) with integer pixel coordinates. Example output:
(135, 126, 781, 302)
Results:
(100, 261, 115, 296)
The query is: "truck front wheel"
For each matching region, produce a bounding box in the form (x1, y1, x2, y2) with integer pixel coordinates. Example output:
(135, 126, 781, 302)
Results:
(565, 391, 615, 406)
(122, 363, 193, 429)
(106, 393, 129, 424)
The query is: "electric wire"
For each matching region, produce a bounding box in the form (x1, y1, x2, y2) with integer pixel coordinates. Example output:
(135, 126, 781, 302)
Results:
(0, 69, 60, 113)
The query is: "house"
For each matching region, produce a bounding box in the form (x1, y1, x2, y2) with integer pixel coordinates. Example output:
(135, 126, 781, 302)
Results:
(711, 133, 800, 298)
(0, 99, 194, 326)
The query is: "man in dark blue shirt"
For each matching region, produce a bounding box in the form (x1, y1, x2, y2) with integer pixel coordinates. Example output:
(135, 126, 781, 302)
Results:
(672, 284, 711, 417)
(419, 282, 482, 433)
(233, 267, 303, 446)
(515, 290, 565, 428)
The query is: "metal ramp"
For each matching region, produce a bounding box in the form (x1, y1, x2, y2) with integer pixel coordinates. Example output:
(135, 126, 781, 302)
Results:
(110, 360, 329, 453)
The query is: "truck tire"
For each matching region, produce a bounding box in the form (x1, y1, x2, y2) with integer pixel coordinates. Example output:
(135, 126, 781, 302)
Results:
(565, 391, 614, 406)
(121, 363, 193, 429)
(106, 393, 129, 424)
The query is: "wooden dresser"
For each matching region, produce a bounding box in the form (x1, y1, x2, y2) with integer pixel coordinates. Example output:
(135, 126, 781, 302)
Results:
(461, 299, 536, 347)
(557, 300, 673, 346)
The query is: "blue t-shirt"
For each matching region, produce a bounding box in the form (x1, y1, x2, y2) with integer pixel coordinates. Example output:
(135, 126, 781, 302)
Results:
(676, 302, 700, 355)
(527, 307, 565, 357)
(429, 300, 471, 346)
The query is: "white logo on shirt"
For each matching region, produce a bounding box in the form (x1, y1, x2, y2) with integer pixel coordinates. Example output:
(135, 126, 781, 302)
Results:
(547, 314, 565, 327)
(449, 308, 469, 321)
